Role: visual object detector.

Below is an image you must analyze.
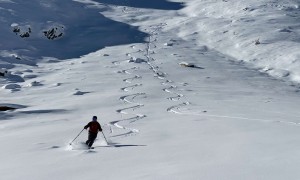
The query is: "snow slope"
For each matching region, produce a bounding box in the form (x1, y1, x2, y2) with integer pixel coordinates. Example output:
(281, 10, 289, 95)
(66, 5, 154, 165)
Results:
(0, 0, 148, 61)
(1, 0, 300, 180)
(176, 0, 300, 84)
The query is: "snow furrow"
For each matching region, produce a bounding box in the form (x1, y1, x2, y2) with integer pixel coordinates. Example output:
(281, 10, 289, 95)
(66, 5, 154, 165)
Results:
(110, 62, 146, 137)
(144, 24, 191, 113)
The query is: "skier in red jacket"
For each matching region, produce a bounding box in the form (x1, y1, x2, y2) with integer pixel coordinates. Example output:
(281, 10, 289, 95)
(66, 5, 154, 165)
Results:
(84, 116, 102, 148)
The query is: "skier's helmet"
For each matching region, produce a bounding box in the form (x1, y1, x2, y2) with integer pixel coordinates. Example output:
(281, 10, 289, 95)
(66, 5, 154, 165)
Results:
(92, 116, 97, 121)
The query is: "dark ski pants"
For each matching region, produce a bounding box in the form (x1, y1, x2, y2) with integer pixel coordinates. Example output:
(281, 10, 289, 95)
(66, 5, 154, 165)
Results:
(86, 132, 98, 147)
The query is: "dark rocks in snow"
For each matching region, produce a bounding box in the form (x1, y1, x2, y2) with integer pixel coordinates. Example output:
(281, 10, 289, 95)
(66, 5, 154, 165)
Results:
(43, 26, 64, 40)
(0, 104, 26, 111)
(179, 62, 204, 69)
(0, 69, 8, 77)
(12, 23, 64, 40)
(13, 27, 20, 34)
(129, 57, 147, 63)
(0, 106, 16, 111)
(73, 90, 90, 95)
(254, 38, 261, 45)
(20, 32, 30, 38)
(12, 25, 32, 38)
(243, 7, 255, 11)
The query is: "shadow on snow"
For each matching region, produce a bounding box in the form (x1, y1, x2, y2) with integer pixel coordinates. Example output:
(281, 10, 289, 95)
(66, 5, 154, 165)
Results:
(90, 0, 185, 10)
(0, 0, 150, 62)
(96, 143, 146, 148)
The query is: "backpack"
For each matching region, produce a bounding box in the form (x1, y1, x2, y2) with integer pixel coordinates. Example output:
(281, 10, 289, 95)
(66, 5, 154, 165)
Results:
(89, 122, 99, 133)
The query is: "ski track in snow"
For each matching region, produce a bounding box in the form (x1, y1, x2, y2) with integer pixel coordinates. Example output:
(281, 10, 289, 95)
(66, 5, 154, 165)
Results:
(120, 84, 142, 92)
(143, 24, 191, 114)
(170, 106, 300, 127)
(142, 23, 300, 128)
(109, 60, 146, 137)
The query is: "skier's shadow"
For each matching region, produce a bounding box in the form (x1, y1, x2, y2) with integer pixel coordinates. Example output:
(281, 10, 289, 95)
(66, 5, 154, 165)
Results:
(96, 143, 146, 148)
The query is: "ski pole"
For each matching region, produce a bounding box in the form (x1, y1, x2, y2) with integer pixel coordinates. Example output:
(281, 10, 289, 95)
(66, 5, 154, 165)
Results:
(101, 131, 108, 144)
(69, 128, 85, 145)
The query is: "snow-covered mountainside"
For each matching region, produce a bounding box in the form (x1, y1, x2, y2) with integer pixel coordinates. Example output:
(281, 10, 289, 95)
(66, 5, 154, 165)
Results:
(178, 0, 300, 84)
(1, 0, 300, 180)
(0, 0, 149, 61)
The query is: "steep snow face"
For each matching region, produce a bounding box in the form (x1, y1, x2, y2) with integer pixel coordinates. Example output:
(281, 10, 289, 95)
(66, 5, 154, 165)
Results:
(175, 0, 300, 84)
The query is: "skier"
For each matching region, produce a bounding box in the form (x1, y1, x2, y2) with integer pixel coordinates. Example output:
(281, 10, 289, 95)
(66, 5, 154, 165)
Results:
(84, 116, 102, 148)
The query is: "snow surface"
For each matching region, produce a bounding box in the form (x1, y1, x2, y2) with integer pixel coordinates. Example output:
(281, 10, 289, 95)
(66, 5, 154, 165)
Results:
(1, 0, 300, 180)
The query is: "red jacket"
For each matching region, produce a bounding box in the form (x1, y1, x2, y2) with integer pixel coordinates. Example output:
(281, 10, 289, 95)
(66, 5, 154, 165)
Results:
(84, 121, 102, 133)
